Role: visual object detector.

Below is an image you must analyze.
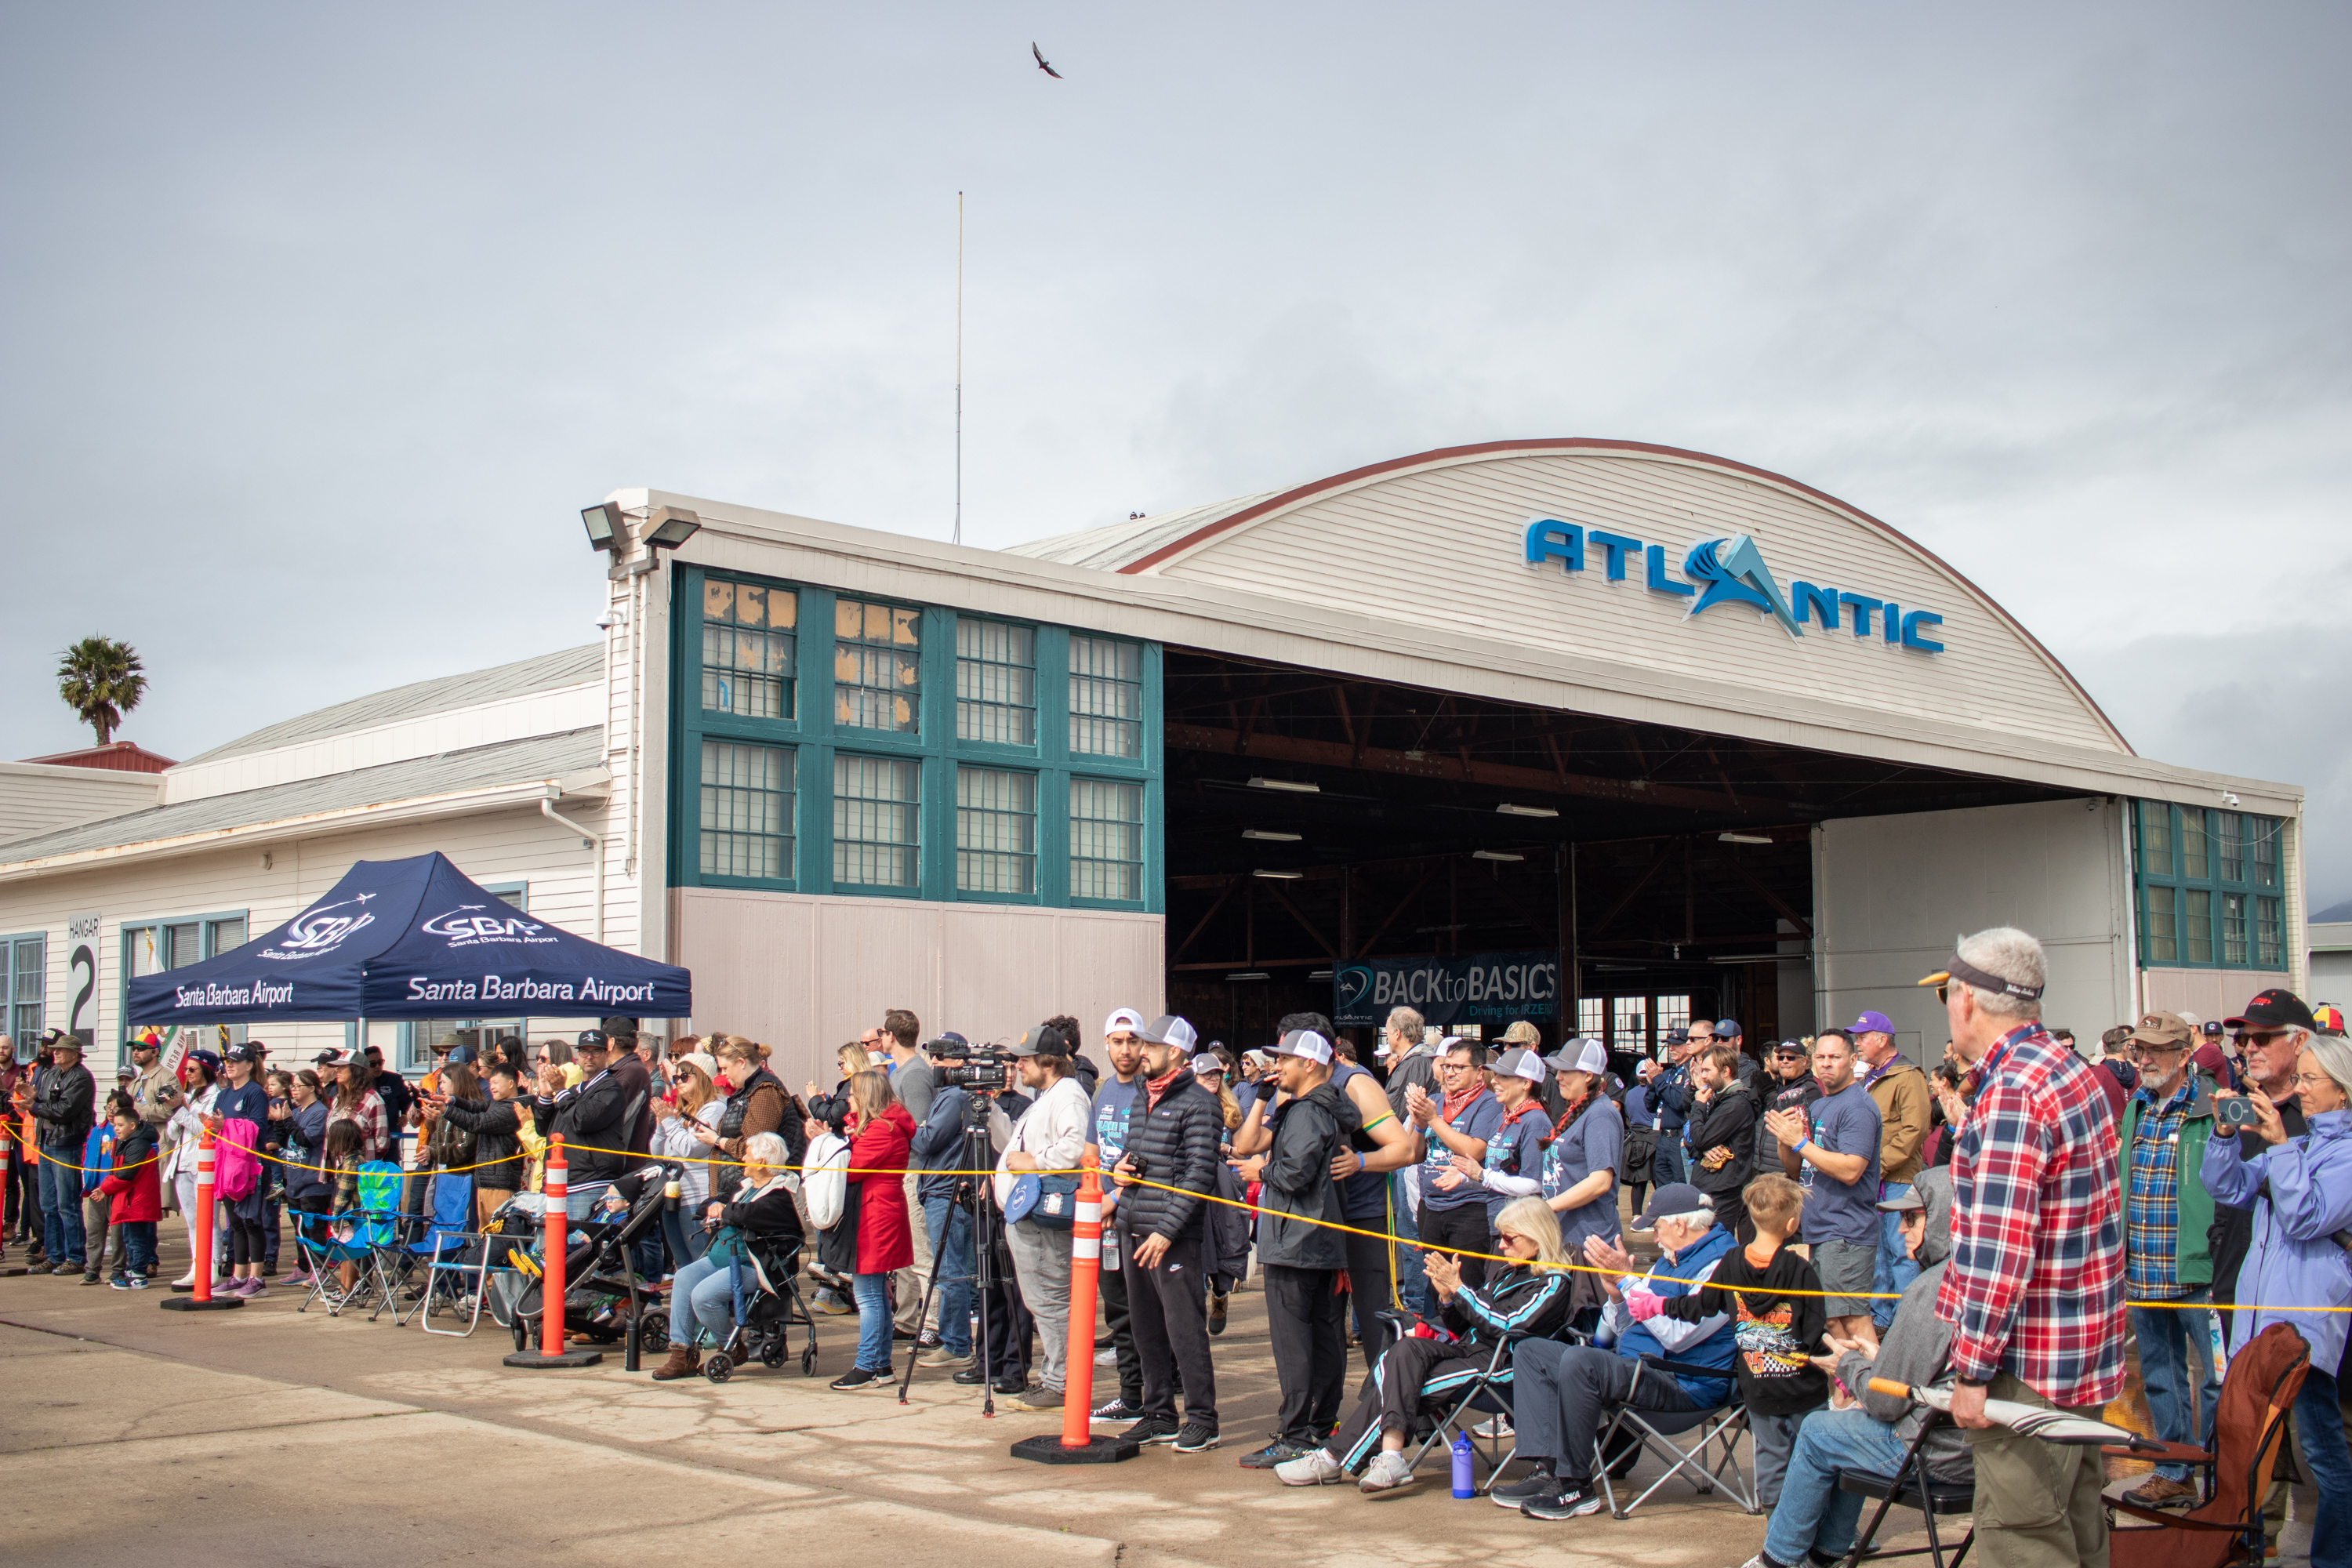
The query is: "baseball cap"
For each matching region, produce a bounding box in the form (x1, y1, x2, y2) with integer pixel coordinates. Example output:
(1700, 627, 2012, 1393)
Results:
(1498, 1020, 1541, 1047)
(1543, 1036, 1610, 1076)
(1243, 1048, 1273, 1069)
(1635, 1182, 1711, 1229)
(444, 1044, 479, 1066)
(1916, 950, 2045, 1003)
(575, 1029, 612, 1052)
(1138, 1014, 1200, 1054)
(2129, 1011, 2194, 1047)
(1103, 1007, 1146, 1036)
(1270, 1029, 1333, 1065)
(1493, 1047, 1547, 1083)
(1007, 1024, 1071, 1058)
(1190, 1053, 1225, 1075)
(1717, 1019, 1744, 1040)
(1770, 1037, 1807, 1056)
(224, 1042, 260, 1063)
(1663, 1027, 1690, 1047)
(1845, 1011, 1895, 1036)
(312, 1047, 353, 1066)
(2227, 989, 2318, 1032)
(2314, 1004, 2347, 1039)
(927, 1030, 970, 1053)
(1876, 1187, 1927, 1214)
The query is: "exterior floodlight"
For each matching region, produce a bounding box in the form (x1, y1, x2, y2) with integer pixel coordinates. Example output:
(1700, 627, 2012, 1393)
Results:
(1718, 832, 1774, 845)
(1496, 803, 1559, 818)
(582, 503, 625, 551)
(645, 506, 702, 550)
(1248, 777, 1319, 794)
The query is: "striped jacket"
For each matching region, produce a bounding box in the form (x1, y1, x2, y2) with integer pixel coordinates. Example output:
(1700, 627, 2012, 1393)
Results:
(1439, 1261, 1573, 1353)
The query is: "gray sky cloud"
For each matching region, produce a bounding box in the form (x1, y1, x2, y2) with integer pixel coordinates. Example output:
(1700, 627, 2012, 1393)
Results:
(4, 2, 2346, 899)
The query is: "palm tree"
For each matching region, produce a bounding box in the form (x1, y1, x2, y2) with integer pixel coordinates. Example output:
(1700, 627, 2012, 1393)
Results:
(56, 636, 148, 746)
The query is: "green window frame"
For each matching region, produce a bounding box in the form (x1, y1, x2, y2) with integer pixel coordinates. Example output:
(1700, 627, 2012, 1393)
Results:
(956, 619, 1036, 746)
(701, 739, 795, 881)
(956, 765, 1036, 896)
(834, 597, 922, 735)
(2132, 800, 2284, 971)
(835, 753, 921, 888)
(119, 912, 250, 1062)
(4, 933, 44, 1047)
(1069, 635, 1144, 758)
(1069, 776, 1144, 902)
(700, 578, 797, 720)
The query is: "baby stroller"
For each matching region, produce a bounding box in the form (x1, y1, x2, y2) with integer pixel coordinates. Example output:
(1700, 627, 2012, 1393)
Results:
(509, 1162, 673, 1363)
(702, 1229, 820, 1382)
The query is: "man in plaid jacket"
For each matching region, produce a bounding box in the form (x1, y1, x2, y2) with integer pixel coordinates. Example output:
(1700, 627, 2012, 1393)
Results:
(1923, 927, 2125, 1568)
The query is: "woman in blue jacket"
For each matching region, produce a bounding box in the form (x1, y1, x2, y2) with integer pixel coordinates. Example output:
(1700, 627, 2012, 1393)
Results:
(2202, 1033, 2352, 1568)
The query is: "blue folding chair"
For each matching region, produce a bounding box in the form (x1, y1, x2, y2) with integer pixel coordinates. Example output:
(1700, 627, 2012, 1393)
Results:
(396, 1174, 476, 1328)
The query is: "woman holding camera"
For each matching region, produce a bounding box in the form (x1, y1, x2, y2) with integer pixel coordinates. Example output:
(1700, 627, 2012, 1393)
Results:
(2202, 1031, 2352, 1568)
(648, 1131, 804, 1381)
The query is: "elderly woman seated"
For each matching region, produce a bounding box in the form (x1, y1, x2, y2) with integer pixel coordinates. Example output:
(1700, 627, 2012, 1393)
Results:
(650, 1131, 803, 1381)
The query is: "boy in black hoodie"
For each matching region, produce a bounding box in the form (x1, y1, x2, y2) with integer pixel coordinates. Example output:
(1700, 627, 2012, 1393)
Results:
(1628, 1172, 1826, 1507)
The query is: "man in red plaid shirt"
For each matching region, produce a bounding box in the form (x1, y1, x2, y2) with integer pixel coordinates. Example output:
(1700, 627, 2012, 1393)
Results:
(1922, 927, 2125, 1568)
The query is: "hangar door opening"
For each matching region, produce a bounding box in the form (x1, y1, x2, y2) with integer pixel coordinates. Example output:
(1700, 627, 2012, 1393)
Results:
(1157, 648, 2079, 1073)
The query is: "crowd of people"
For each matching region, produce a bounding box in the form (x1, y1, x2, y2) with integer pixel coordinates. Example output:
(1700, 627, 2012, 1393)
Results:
(6, 926, 2352, 1567)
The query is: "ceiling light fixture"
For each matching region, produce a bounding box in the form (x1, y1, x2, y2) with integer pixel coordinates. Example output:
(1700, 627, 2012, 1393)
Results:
(1496, 803, 1559, 818)
(1718, 832, 1774, 845)
(1472, 850, 1525, 862)
(1248, 777, 1319, 794)
(1242, 829, 1302, 842)
(1308, 969, 1334, 981)
(1252, 868, 1304, 880)
(1226, 971, 1270, 982)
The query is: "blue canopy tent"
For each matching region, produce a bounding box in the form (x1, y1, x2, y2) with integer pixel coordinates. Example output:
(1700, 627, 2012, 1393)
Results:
(125, 851, 690, 1025)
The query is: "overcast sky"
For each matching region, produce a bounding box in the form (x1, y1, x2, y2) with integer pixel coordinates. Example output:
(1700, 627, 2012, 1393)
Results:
(4, 3, 2347, 906)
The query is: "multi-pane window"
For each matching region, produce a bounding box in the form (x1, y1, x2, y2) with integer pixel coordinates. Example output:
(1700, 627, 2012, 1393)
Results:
(1069, 636, 1143, 758)
(1655, 993, 1693, 1033)
(956, 619, 1036, 746)
(1611, 996, 1647, 1053)
(2136, 800, 2284, 971)
(700, 740, 794, 880)
(701, 579, 797, 720)
(1577, 998, 1606, 1039)
(834, 598, 921, 733)
(835, 755, 920, 887)
(122, 915, 249, 1058)
(1070, 777, 1144, 901)
(5, 935, 43, 1044)
(956, 766, 1036, 895)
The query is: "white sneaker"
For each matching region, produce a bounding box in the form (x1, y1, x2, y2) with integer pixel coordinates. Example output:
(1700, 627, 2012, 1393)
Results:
(1358, 1450, 1416, 1493)
(1467, 1414, 1514, 1439)
(1274, 1447, 1347, 1486)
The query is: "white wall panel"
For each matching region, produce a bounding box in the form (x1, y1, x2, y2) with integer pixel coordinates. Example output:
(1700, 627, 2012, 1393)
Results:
(1813, 797, 2132, 1063)
(0, 764, 162, 845)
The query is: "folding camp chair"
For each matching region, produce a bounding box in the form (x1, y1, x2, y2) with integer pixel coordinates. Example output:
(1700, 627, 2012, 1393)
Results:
(1399, 1334, 1523, 1489)
(397, 1174, 477, 1330)
(1834, 1412, 1976, 1568)
(346, 1160, 408, 1319)
(288, 1209, 345, 1314)
(2103, 1321, 2312, 1568)
(1592, 1355, 1759, 1519)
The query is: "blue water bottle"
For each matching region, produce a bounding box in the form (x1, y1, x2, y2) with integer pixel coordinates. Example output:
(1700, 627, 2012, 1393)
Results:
(1451, 1431, 1475, 1497)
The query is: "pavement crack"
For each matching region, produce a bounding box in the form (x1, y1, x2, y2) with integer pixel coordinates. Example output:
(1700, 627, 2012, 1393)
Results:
(5, 1407, 428, 1456)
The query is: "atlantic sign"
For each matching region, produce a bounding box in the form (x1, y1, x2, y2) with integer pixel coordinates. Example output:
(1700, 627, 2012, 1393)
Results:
(1522, 521, 1944, 653)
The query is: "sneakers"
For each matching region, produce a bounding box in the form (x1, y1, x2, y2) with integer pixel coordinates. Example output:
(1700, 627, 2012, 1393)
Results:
(169, 1273, 197, 1292)
(1091, 1396, 1145, 1423)
(1358, 1450, 1415, 1493)
(105, 1273, 132, 1290)
(813, 1291, 854, 1316)
(1172, 1420, 1220, 1454)
(2125, 1475, 2200, 1511)
(1275, 1447, 1347, 1486)
(1490, 1469, 1558, 1508)
(1519, 1481, 1604, 1521)
(80, 1272, 102, 1286)
(916, 1345, 971, 1369)
(1208, 1290, 1229, 1336)
(230, 1277, 267, 1298)
(829, 1365, 893, 1392)
(1239, 1439, 1316, 1469)
(1002, 1384, 1064, 1411)
(1466, 1414, 1514, 1439)
(1121, 1415, 1181, 1446)
(126, 1275, 149, 1290)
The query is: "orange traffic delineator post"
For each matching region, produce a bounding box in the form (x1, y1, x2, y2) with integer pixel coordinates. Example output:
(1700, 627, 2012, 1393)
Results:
(1011, 1151, 1136, 1465)
(1, 1112, 31, 1276)
(504, 1134, 601, 1368)
(161, 1124, 242, 1312)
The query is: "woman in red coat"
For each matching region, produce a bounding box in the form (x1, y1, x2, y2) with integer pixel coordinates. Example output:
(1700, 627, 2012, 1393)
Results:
(835, 1069, 915, 1388)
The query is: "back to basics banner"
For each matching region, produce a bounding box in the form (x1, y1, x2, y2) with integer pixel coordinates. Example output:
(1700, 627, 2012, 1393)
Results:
(1332, 950, 1560, 1029)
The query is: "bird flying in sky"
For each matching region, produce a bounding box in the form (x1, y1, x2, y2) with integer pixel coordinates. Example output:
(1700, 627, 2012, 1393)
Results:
(1032, 42, 1062, 79)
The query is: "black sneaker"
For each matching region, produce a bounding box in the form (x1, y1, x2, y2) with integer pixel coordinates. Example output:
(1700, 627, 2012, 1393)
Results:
(105, 1273, 132, 1290)
(829, 1365, 892, 1391)
(1489, 1470, 1558, 1508)
(951, 1365, 991, 1386)
(1121, 1415, 1181, 1445)
(80, 1272, 102, 1286)
(1172, 1420, 1220, 1453)
(1239, 1439, 1313, 1469)
(1520, 1482, 1604, 1521)
(1091, 1396, 1145, 1423)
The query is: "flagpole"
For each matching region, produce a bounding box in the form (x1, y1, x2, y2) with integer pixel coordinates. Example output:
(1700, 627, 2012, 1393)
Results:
(955, 191, 964, 548)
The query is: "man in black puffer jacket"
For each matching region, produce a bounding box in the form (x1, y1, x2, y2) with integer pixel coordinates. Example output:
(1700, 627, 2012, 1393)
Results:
(1110, 1014, 1225, 1452)
(531, 1030, 630, 1217)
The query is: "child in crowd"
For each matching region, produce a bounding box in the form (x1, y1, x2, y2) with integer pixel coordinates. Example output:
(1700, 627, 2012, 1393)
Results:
(321, 1119, 367, 1296)
(96, 1098, 162, 1288)
(1628, 1172, 1828, 1508)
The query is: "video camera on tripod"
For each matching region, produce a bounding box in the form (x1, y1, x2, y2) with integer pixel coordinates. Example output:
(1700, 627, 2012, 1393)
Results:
(928, 1034, 1017, 1093)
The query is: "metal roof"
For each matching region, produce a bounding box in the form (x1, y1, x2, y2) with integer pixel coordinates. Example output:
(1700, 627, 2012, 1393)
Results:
(0, 728, 604, 864)
(1002, 492, 1283, 572)
(182, 644, 604, 765)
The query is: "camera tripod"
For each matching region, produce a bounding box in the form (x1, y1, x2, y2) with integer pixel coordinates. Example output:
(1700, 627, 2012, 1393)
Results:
(895, 1098, 1007, 1412)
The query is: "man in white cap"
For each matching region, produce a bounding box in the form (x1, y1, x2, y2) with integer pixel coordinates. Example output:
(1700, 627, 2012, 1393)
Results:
(1109, 1014, 1223, 1452)
(1084, 1007, 1150, 1423)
